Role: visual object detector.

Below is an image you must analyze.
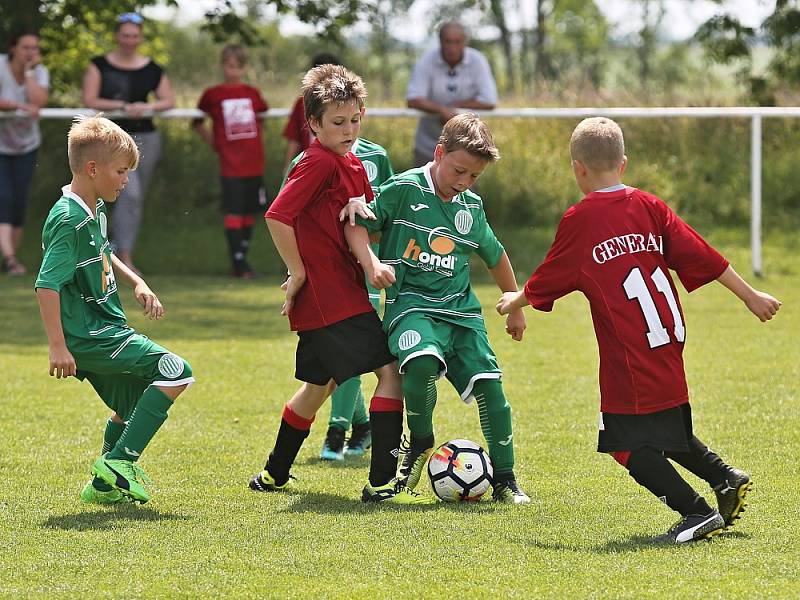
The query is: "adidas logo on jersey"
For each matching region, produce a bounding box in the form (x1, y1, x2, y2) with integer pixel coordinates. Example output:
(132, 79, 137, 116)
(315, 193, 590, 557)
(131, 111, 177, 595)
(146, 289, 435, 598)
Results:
(403, 238, 456, 269)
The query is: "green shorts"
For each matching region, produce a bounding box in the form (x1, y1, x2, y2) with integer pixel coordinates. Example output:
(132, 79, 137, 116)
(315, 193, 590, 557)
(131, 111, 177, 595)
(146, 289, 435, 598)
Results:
(389, 313, 501, 404)
(73, 333, 194, 420)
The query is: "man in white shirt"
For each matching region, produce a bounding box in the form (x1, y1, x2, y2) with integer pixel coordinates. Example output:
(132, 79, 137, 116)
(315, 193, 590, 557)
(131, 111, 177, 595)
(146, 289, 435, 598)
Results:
(406, 22, 498, 166)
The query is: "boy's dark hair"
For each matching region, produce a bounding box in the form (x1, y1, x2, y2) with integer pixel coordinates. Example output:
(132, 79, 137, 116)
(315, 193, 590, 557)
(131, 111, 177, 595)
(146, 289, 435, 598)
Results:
(438, 113, 500, 162)
(301, 64, 367, 126)
(221, 44, 247, 65)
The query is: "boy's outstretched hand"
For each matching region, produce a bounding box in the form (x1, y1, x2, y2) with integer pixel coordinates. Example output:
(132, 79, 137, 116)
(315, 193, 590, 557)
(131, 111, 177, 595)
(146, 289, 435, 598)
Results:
(496, 290, 527, 316)
(745, 290, 781, 322)
(135, 282, 165, 320)
(339, 198, 376, 226)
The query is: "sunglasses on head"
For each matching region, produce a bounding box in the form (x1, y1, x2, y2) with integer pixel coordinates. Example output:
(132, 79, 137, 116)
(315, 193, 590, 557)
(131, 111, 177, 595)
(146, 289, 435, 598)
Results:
(118, 12, 143, 24)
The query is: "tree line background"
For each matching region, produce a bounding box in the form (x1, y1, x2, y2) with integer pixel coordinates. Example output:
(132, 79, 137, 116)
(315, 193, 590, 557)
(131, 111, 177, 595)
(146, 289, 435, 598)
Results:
(2, 0, 799, 276)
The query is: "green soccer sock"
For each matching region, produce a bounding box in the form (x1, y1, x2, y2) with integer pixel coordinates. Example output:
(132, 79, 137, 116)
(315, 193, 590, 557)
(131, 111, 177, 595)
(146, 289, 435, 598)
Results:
(93, 418, 127, 491)
(402, 356, 441, 438)
(351, 387, 369, 426)
(329, 376, 362, 431)
(473, 379, 515, 473)
(106, 386, 173, 462)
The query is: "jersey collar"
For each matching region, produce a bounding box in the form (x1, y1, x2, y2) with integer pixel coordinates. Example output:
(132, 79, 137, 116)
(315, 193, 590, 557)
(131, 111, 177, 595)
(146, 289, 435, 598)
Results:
(422, 162, 436, 192)
(61, 185, 95, 219)
(595, 183, 626, 193)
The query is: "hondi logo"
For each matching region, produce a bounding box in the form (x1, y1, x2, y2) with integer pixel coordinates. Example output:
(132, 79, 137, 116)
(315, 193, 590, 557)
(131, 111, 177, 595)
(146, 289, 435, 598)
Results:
(403, 228, 457, 269)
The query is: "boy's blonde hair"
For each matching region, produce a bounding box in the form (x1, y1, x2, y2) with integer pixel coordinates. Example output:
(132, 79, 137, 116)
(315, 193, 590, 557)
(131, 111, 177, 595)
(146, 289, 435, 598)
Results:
(68, 115, 139, 174)
(221, 44, 247, 65)
(301, 64, 367, 125)
(438, 113, 500, 162)
(570, 117, 625, 172)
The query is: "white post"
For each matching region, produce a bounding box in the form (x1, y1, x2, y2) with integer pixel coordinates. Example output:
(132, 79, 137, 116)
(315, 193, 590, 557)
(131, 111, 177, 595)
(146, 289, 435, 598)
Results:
(751, 114, 762, 276)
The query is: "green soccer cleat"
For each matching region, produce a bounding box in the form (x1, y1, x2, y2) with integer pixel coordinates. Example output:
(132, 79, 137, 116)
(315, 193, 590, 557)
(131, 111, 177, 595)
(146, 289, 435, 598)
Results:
(492, 478, 531, 504)
(653, 510, 725, 544)
(91, 455, 151, 503)
(320, 426, 346, 461)
(345, 422, 372, 457)
(248, 470, 292, 492)
(361, 481, 436, 505)
(79, 481, 130, 505)
(714, 468, 753, 527)
(395, 438, 434, 491)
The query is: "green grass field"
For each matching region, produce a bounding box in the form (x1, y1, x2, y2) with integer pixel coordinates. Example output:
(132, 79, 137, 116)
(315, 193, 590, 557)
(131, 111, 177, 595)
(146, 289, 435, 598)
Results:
(1, 238, 798, 598)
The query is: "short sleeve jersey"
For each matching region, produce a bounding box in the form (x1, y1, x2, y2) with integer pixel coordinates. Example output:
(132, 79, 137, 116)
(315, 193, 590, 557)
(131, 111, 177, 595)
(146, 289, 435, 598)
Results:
(35, 187, 140, 360)
(357, 164, 504, 334)
(524, 186, 729, 415)
(266, 139, 375, 331)
(197, 83, 268, 178)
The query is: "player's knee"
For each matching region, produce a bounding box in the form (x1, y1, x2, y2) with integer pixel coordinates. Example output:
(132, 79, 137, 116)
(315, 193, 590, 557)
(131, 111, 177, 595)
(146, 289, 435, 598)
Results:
(403, 355, 440, 380)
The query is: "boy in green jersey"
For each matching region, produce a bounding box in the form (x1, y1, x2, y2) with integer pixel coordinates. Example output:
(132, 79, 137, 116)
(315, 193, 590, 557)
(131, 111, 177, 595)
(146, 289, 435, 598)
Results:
(285, 137, 395, 460)
(345, 113, 530, 503)
(35, 116, 194, 504)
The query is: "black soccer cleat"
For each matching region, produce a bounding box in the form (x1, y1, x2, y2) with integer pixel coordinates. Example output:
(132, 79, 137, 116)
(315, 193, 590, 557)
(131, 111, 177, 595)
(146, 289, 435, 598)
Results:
(395, 436, 434, 491)
(492, 477, 531, 504)
(653, 510, 725, 544)
(714, 468, 752, 527)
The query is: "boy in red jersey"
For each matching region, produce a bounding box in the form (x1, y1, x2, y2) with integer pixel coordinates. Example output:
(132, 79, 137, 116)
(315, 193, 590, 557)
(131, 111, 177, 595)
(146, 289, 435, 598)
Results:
(249, 64, 430, 504)
(193, 45, 268, 277)
(497, 117, 781, 543)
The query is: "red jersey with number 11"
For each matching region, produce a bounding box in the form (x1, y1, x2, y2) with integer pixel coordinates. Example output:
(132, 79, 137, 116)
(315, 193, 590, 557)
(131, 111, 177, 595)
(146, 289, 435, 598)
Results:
(524, 186, 728, 415)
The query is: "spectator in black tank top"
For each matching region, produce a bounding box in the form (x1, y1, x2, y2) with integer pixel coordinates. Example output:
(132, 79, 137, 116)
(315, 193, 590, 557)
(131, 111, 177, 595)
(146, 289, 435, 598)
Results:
(81, 12, 175, 274)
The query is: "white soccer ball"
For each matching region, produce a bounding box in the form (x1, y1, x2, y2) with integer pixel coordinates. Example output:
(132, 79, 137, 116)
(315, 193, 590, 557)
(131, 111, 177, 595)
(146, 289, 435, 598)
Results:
(427, 439, 493, 502)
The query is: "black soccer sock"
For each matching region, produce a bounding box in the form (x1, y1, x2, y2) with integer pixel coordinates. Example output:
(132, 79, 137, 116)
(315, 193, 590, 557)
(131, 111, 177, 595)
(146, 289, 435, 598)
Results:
(626, 446, 713, 516)
(368, 396, 403, 487)
(224, 215, 245, 269)
(240, 214, 255, 262)
(664, 436, 731, 489)
(265, 404, 313, 485)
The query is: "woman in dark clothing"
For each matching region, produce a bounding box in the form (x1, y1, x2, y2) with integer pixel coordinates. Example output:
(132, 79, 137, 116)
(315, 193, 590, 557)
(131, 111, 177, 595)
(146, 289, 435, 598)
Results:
(81, 12, 175, 274)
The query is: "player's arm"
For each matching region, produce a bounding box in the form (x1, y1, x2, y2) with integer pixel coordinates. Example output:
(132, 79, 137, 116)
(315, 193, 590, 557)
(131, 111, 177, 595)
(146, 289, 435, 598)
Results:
(488, 251, 526, 341)
(266, 219, 306, 316)
(344, 224, 395, 289)
(191, 116, 213, 147)
(716, 265, 781, 322)
(35, 288, 76, 378)
(111, 254, 164, 320)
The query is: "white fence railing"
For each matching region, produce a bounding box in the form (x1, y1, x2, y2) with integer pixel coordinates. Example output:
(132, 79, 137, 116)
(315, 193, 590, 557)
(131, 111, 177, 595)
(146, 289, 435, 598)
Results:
(8, 105, 800, 275)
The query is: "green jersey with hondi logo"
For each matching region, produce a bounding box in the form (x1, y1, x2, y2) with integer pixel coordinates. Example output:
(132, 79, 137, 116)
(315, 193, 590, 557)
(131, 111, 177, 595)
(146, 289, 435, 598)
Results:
(35, 187, 140, 360)
(357, 164, 504, 334)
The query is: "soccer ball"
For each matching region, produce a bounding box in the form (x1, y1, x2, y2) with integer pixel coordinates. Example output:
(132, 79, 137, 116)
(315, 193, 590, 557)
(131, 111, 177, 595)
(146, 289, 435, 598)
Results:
(427, 439, 493, 502)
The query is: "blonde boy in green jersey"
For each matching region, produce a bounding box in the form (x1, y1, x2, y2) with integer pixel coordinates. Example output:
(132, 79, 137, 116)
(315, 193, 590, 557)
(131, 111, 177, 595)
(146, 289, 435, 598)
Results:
(35, 116, 194, 504)
(345, 113, 531, 503)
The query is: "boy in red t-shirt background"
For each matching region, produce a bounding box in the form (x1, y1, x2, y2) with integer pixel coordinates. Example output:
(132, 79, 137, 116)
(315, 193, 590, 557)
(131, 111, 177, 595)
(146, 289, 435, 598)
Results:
(193, 45, 268, 278)
(497, 117, 781, 543)
(250, 63, 430, 504)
